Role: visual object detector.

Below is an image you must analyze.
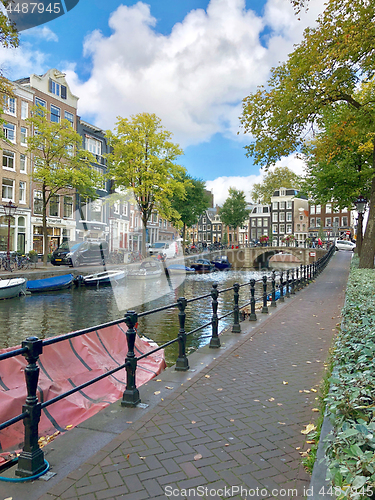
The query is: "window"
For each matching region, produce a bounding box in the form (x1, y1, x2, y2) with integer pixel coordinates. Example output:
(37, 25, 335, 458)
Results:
(326, 203, 332, 213)
(49, 195, 59, 217)
(35, 97, 46, 116)
(4, 96, 16, 115)
(286, 212, 292, 222)
(50, 104, 60, 123)
(286, 201, 293, 209)
(263, 228, 268, 236)
(325, 217, 332, 227)
(50, 79, 60, 96)
(316, 217, 321, 227)
(91, 199, 102, 222)
(4, 123, 15, 142)
(272, 212, 278, 222)
(342, 216, 348, 226)
(302, 224, 306, 231)
(114, 201, 120, 214)
(19, 181, 26, 204)
(279, 224, 285, 234)
(280, 201, 286, 210)
(2, 178, 14, 201)
(263, 206, 269, 213)
(122, 203, 128, 216)
(263, 218, 268, 227)
(21, 101, 28, 120)
(20, 126, 27, 145)
(316, 205, 321, 214)
(2, 150, 15, 170)
(310, 205, 315, 215)
(272, 224, 278, 234)
(310, 217, 315, 227)
(64, 196, 73, 218)
(92, 166, 105, 190)
(299, 215, 304, 221)
(297, 224, 301, 231)
(34, 191, 43, 214)
(333, 217, 339, 227)
(20, 154, 26, 173)
(64, 111, 74, 126)
(286, 224, 292, 234)
(280, 188, 286, 196)
(85, 136, 102, 155)
(279, 212, 285, 222)
(251, 219, 256, 227)
(272, 202, 278, 210)
(257, 218, 262, 227)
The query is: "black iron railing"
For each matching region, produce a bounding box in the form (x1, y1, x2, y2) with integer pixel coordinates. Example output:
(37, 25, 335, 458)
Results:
(0, 246, 334, 477)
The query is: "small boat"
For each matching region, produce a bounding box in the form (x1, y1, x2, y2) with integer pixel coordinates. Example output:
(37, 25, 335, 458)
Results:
(83, 270, 126, 286)
(167, 264, 196, 274)
(190, 259, 216, 273)
(26, 274, 74, 293)
(0, 278, 26, 299)
(211, 255, 232, 270)
(128, 260, 163, 280)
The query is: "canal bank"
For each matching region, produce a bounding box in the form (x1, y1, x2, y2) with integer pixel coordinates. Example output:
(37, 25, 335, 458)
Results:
(0, 250, 351, 500)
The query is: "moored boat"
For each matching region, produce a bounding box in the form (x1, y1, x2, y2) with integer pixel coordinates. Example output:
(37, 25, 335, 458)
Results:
(0, 278, 26, 300)
(83, 270, 126, 286)
(167, 264, 196, 274)
(211, 255, 232, 270)
(26, 273, 74, 293)
(128, 260, 163, 280)
(190, 259, 216, 273)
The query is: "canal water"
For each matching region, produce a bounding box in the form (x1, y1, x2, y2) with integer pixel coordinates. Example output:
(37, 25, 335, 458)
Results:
(0, 268, 268, 365)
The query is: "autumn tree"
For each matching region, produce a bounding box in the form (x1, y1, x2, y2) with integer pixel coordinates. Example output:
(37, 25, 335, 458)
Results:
(220, 188, 249, 243)
(240, 0, 375, 268)
(170, 173, 211, 250)
(27, 105, 100, 265)
(251, 166, 302, 204)
(106, 113, 185, 256)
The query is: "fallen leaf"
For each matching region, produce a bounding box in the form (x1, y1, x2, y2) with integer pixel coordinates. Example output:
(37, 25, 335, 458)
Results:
(282, 381, 288, 385)
(278, 422, 286, 425)
(254, 399, 260, 402)
(127, 454, 130, 459)
(301, 424, 316, 435)
(296, 447, 301, 450)
(312, 408, 319, 412)
(306, 440, 315, 444)
(205, 375, 210, 378)
(217, 388, 223, 391)
(126, 421, 133, 424)
(194, 454, 202, 461)
(65, 425, 73, 429)
(268, 397, 275, 401)
(140, 456, 146, 460)
(277, 403, 283, 406)
(230, 419, 235, 422)
(303, 390, 310, 393)
(320, 328, 325, 330)
(156, 379, 162, 382)
(165, 386, 173, 390)
(224, 443, 230, 447)
(306, 361, 312, 364)
(154, 391, 161, 395)
(311, 388, 318, 392)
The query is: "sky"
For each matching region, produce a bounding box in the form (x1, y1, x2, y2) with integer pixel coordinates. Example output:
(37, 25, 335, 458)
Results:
(0, 0, 327, 205)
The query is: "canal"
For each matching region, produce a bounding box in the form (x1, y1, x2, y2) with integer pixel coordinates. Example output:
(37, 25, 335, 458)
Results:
(0, 268, 268, 365)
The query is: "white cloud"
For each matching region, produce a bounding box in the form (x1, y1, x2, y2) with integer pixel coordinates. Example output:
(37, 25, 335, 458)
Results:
(23, 26, 59, 42)
(0, 43, 48, 80)
(63, 0, 326, 146)
(206, 153, 307, 206)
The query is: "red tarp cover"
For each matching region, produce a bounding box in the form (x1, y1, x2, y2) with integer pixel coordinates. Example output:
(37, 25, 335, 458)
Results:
(0, 322, 165, 453)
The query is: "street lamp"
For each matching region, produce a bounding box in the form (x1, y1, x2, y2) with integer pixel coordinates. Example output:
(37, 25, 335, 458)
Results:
(354, 195, 367, 257)
(2, 201, 17, 261)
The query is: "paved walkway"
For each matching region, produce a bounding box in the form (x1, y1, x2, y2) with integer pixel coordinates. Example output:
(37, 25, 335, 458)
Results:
(2, 251, 352, 500)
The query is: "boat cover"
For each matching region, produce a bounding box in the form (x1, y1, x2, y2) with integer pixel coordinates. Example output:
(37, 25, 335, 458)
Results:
(26, 273, 74, 292)
(0, 322, 166, 457)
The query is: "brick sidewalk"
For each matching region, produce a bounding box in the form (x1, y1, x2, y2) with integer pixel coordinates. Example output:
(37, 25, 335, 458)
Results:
(3, 251, 351, 500)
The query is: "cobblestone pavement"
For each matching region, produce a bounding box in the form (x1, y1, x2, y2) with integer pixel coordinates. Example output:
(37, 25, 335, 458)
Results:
(3, 252, 351, 500)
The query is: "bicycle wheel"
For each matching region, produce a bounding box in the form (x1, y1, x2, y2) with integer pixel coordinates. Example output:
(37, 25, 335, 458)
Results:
(22, 258, 30, 270)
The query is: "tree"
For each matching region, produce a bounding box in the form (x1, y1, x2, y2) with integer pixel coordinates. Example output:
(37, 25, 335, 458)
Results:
(27, 106, 100, 265)
(106, 113, 185, 257)
(240, 0, 375, 268)
(170, 173, 211, 250)
(251, 166, 302, 204)
(219, 188, 249, 242)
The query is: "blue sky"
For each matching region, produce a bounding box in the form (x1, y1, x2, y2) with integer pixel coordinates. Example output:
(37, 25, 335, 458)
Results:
(1, 0, 326, 204)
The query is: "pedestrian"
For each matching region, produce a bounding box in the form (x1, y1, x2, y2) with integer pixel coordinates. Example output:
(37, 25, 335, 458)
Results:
(317, 237, 323, 248)
(311, 237, 316, 248)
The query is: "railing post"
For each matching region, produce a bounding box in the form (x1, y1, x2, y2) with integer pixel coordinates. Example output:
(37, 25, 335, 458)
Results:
(301, 264, 304, 287)
(249, 279, 257, 321)
(210, 284, 221, 346)
(270, 271, 277, 307)
(16, 336, 45, 478)
(279, 271, 285, 302)
(262, 275, 268, 314)
(291, 269, 296, 294)
(286, 270, 290, 298)
(232, 283, 241, 333)
(121, 311, 141, 407)
(176, 298, 190, 368)
(295, 267, 299, 291)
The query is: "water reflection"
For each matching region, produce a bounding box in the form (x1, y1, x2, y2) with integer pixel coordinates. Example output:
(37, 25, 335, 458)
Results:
(0, 269, 267, 364)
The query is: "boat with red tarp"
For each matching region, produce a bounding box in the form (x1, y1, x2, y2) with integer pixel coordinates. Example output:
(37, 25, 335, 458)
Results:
(0, 321, 165, 460)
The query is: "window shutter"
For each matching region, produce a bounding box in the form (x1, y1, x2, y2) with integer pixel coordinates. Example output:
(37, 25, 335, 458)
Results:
(61, 85, 67, 99)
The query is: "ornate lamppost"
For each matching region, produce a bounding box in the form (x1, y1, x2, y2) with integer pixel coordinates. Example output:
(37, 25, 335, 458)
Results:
(2, 201, 17, 262)
(354, 195, 367, 257)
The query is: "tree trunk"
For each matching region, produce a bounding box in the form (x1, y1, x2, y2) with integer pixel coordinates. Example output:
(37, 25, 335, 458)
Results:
(356, 212, 363, 258)
(182, 223, 186, 251)
(141, 214, 148, 258)
(42, 188, 48, 266)
(359, 144, 375, 268)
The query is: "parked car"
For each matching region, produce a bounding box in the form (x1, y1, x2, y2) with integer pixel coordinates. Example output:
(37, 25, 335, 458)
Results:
(149, 241, 178, 259)
(51, 240, 109, 267)
(335, 239, 356, 251)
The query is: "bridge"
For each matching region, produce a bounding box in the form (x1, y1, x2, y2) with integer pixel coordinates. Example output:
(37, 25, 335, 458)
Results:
(205, 246, 327, 269)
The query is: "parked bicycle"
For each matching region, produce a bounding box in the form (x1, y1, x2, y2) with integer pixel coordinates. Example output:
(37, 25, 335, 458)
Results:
(13, 254, 30, 270)
(1, 254, 14, 272)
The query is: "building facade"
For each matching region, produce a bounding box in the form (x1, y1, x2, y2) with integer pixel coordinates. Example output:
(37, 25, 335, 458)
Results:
(308, 203, 354, 242)
(270, 188, 308, 246)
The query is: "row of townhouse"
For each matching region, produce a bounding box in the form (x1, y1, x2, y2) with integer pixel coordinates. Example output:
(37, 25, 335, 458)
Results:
(190, 188, 355, 247)
(0, 69, 178, 256)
